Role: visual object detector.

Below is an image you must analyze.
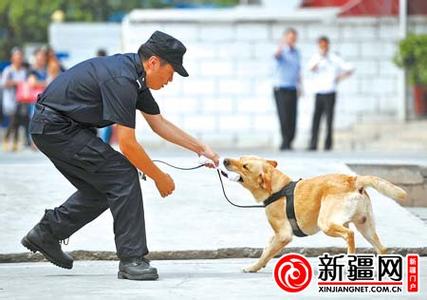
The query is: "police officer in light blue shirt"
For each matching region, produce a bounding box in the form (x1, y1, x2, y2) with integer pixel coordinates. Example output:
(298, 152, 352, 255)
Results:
(274, 28, 301, 150)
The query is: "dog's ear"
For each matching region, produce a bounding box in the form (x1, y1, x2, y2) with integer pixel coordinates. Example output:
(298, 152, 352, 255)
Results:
(259, 167, 273, 194)
(267, 160, 278, 168)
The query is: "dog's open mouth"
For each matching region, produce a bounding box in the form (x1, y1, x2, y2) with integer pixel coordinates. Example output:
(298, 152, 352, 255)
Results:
(219, 158, 242, 182)
(220, 169, 242, 182)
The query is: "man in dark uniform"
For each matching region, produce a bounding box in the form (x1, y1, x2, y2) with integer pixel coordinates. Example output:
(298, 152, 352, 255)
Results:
(21, 31, 219, 281)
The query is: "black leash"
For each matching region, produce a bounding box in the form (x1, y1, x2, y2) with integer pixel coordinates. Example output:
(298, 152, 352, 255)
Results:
(214, 166, 265, 209)
(141, 160, 264, 209)
(144, 160, 307, 236)
(139, 160, 204, 181)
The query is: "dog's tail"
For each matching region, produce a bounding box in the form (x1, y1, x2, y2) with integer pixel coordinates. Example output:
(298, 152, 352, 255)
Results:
(356, 176, 407, 202)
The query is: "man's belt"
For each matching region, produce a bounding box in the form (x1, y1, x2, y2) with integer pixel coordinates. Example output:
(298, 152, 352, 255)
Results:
(36, 103, 61, 115)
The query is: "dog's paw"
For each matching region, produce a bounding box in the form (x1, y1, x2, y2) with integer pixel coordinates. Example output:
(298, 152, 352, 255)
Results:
(242, 265, 259, 273)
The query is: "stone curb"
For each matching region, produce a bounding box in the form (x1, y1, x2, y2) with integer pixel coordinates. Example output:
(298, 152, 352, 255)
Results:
(347, 163, 427, 207)
(1, 247, 426, 263)
(346, 163, 425, 185)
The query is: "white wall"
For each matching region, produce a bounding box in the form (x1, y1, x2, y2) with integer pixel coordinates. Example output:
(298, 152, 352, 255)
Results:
(123, 10, 427, 149)
(49, 23, 122, 68)
(49, 11, 427, 150)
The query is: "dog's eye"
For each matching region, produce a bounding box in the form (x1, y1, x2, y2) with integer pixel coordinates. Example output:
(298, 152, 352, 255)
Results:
(243, 164, 249, 170)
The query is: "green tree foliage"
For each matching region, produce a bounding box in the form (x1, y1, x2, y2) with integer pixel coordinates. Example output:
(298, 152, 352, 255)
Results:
(0, 0, 151, 60)
(1, 0, 58, 60)
(0, 0, 238, 61)
(394, 34, 427, 85)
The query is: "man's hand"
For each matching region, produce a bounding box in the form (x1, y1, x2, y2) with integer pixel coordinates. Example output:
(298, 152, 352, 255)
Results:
(155, 172, 175, 198)
(336, 70, 354, 83)
(117, 124, 176, 198)
(200, 144, 220, 168)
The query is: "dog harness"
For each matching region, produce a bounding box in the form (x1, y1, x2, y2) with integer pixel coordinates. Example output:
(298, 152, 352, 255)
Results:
(263, 180, 307, 237)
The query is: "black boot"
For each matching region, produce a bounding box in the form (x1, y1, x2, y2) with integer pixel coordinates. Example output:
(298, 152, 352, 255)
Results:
(118, 257, 159, 280)
(21, 211, 73, 269)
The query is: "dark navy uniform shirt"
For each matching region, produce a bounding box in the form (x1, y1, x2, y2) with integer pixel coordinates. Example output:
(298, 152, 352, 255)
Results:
(38, 53, 160, 128)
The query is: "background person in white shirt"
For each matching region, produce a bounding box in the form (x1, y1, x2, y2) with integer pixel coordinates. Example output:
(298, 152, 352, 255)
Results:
(308, 36, 354, 151)
(1, 47, 28, 151)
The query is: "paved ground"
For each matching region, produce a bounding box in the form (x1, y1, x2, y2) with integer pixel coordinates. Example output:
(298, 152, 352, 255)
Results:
(407, 207, 427, 224)
(0, 149, 426, 298)
(1, 150, 427, 255)
(1, 258, 426, 300)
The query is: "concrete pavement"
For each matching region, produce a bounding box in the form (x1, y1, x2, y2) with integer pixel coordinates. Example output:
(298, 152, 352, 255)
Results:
(1, 258, 426, 300)
(1, 150, 427, 299)
(1, 150, 426, 257)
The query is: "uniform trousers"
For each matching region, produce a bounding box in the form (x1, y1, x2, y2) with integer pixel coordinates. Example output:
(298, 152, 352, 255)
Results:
(30, 103, 148, 259)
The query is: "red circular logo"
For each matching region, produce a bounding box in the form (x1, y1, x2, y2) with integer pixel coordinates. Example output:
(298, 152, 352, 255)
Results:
(274, 254, 312, 293)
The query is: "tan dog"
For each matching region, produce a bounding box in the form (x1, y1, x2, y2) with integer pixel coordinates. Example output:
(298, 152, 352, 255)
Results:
(223, 156, 407, 273)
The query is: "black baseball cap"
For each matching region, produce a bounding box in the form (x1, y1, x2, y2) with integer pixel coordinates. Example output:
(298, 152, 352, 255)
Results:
(142, 31, 189, 77)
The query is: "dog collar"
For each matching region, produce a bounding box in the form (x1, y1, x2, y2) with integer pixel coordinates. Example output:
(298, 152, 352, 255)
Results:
(263, 179, 307, 237)
(263, 180, 300, 206)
